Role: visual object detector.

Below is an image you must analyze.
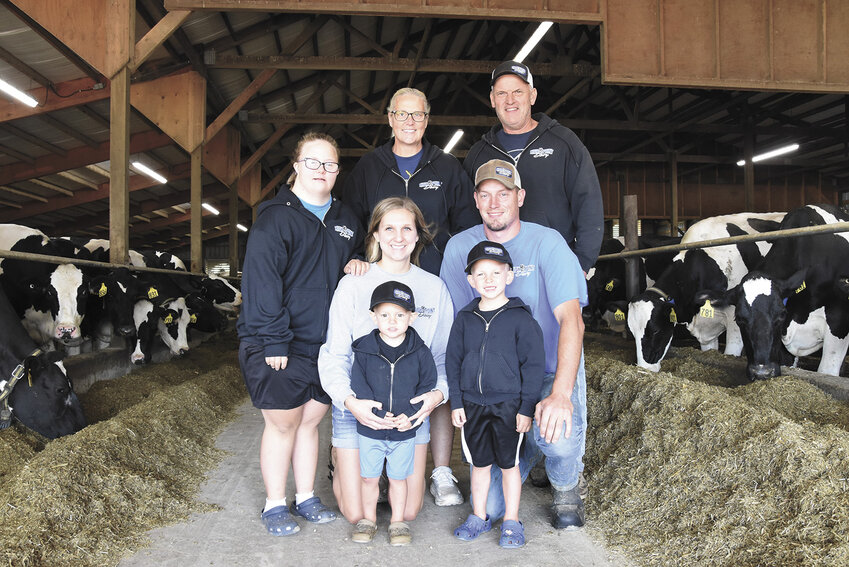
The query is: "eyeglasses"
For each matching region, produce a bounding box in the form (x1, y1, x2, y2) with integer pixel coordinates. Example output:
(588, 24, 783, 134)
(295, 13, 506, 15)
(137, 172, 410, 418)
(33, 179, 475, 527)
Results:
(389, 110, 428, 122)
(298, 158, 340, 173)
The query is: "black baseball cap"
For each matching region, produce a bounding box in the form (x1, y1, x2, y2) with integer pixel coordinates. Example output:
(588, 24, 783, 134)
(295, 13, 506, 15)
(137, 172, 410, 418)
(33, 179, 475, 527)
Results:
(369, 281, 416, 312)
(491, 60, 534, 90)
(465, 241, 514, 274)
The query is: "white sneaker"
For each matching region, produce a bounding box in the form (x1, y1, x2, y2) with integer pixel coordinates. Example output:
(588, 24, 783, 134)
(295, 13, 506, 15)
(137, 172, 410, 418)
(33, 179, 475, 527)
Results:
(429, 466, 463, 506)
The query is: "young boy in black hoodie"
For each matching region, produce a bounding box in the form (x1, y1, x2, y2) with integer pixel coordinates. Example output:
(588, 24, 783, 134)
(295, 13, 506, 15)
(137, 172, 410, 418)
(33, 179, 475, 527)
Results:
(446, 241, 545, 548)
(349, 281, 437, 546)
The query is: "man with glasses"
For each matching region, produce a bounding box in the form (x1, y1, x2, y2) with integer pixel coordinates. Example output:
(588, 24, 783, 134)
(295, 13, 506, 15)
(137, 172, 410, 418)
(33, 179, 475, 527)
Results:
(464, 61, 603, 274)
(342, 87, 478, 508)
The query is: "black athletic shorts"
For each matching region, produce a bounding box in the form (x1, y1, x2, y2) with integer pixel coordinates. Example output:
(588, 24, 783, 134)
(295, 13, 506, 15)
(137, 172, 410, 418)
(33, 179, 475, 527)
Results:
(239, 341, 331, 410)
(459, 398, 524, 469)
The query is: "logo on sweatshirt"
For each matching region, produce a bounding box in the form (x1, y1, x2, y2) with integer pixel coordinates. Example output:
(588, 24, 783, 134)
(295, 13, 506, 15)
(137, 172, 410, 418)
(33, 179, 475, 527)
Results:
(530, 147, 554, 159)
(419, 180, 442, 191)
(416, 305, 435, 319)
(334, 225, 354, 240)
(513, 263, 536, 278)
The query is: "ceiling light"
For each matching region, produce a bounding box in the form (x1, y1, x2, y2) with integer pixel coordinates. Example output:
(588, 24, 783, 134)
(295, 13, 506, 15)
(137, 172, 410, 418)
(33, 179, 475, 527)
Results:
(514, 22, 554, 63)
(202, 203, 220, 215)
(443, 130, 464, 154)
(0, 78, 38, 107)
(237, 224, 248, 232)
(736, 143, 799, 166)
(131, 161, 168, 183)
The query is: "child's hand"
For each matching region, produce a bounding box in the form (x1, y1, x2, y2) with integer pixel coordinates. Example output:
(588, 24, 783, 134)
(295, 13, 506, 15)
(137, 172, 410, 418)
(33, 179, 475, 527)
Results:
(516, 413, 532, 433)
(452, 408, 466, 428)
(393, 413, 412, 431)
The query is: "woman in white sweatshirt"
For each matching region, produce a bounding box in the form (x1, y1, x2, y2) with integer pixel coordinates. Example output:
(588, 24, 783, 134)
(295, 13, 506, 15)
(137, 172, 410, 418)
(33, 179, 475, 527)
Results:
(319, 197, 454, 524)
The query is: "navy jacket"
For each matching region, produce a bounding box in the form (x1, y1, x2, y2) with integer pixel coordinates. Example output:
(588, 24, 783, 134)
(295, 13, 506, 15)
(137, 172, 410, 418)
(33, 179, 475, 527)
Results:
(342, 138, 479, 275)
(446, 297, 545, 417)
(464, 113, 604, 272)
(237, 186, 362, 356)
(350, 328, 438, 441)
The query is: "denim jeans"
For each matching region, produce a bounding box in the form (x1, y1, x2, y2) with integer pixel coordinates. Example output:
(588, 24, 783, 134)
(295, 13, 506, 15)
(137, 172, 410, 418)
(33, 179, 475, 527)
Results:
(477, 353, 587, 520)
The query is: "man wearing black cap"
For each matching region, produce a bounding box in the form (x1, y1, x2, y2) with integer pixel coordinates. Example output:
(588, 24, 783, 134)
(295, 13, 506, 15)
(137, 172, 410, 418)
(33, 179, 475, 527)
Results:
(463, 60, 603, 273)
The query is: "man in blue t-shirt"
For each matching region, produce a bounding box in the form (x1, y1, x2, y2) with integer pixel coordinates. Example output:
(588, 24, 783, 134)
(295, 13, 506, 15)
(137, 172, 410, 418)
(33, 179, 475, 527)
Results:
(440, 158, 588, 530)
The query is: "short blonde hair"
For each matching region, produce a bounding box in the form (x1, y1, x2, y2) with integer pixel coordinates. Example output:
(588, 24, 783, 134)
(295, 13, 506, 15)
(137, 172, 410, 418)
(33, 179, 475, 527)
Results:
(365, 197, 434, 265)
(286, 131, 340, 186)
(388, 87, 431, 114)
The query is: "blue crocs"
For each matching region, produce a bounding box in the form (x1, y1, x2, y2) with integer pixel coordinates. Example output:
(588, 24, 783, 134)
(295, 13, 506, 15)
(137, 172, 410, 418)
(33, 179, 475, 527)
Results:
(499, 520, 525, 548)
(261, 505, 300, 536)
(291, 496, 337, 524)
(454, 513, 491, 541)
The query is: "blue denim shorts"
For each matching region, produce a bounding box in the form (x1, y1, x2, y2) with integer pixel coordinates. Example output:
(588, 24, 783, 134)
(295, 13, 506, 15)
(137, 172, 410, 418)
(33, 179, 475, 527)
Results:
(331, 405, 430, 449)
(359, 435, 415, 480)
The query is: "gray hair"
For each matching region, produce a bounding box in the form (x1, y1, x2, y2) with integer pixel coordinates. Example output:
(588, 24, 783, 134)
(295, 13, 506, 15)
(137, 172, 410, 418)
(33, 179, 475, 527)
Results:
(388, 87, 431, 114)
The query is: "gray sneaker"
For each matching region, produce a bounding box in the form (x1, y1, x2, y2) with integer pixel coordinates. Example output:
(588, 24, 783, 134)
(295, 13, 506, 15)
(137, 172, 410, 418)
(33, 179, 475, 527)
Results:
(429, 466, 463, 506)
(551, 484, 585, 529)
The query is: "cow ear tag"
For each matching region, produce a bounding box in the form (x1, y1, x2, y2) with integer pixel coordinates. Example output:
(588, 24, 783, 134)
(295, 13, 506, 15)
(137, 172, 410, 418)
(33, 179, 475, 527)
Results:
(795, 281, 806, 294)
(190, 314, 197, 323)
(148, 287, 159, 299)
(163, 313, 173, 324)
(605, 280, 615, 292)
(614, 308, 625, 321)
(98, 283, 108, 297)
(700, 299, 715, 318)
(669, 308, 677, 323)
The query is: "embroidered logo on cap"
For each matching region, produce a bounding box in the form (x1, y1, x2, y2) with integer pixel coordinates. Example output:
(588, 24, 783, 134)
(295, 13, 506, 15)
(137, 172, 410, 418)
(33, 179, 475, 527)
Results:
(483, 246, 503, 256)
(511, 65, 527, 75)
(495, 166, 513, 178)
(393, 289, 411, 302)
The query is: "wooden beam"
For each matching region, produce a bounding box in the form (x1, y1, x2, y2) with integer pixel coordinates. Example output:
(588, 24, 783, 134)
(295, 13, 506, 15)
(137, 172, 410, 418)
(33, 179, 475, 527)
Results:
(205, 68, 276, 142)
(27, 178, 74, 197)
(57, 171, 98, 190)
(0, 44, 52, 88)
(1, 123, 66, 156)
(0, 77, 105, 123)
(259, 166, 289, 205)
(132, 70, 206, 153)
(241, 126, 291, 177)
(132, 10, 193, 70)
(0, 141, 35, 163)
(0, 185, 48, 203)
(37, 114, 100, 148)
(109, 65, 131, 264)
(190, 146, 203, 272)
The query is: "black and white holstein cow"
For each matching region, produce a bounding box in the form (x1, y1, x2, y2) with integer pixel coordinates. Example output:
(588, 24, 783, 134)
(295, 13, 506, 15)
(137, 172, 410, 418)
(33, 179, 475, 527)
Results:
(627, 212, 786, 371)
(131, 273, 193, 365)
(0, 287, 85, 438)
(0, 225, 91, 350)
(696, 204, 849, 380)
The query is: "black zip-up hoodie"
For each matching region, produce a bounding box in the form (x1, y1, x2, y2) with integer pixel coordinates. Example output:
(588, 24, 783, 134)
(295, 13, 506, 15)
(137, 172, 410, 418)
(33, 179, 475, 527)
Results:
(446, 297, 545, 417)
(342, 138, 479, 275)
(463, 113, 604, 272)
(350, 327, 438, 441)
(237, 186, 362, 357)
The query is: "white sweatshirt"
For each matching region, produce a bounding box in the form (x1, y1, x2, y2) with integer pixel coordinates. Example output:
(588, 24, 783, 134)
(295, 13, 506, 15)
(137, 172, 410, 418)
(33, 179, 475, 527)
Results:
(318, 262, 454, 411)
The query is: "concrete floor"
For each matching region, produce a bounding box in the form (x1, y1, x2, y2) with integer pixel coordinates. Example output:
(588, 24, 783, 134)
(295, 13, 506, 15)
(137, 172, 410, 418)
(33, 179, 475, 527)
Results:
(119, 400, 634, 567)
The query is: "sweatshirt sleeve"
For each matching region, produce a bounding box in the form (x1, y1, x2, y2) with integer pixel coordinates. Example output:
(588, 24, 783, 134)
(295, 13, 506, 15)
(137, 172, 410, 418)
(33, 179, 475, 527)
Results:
(517, 314, 546, 417)
(429, 281, 454, 404)
(350, 353, 385, 417)
(445, 315, 465, 411)
(318, 277, 358, 410)
(239, 209, 293, 357)
(415, 346, 438, 398)
(565, 140, 604, 272)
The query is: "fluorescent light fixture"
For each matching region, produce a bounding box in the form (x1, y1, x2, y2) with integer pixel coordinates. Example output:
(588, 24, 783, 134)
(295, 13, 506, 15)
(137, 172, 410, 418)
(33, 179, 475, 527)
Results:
(514, 21, 554, 63)
(0, 78, 38, 107)
(736, 143, 799, 166)
(202, 202, 220, 215)
(443, 129, 464, 154)
(237, 223, 248, 232)
(131, 161, 168, 183)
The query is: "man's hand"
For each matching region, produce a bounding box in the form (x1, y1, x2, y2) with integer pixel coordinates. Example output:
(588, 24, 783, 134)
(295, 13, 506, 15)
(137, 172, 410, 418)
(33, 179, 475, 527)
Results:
(452, 408, 466, 428)
(344, 396, 394, 430)
(534, 390, 574, 443)
(516, 413, 532, 433)
(343, 259, 370, 276)
(265, 356, 288, 371)
(407, 390, 444, 428)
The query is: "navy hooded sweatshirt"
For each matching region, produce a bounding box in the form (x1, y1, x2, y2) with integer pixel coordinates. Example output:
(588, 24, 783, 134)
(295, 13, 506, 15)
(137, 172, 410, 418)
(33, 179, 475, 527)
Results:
(350, 327, 438, 441)
(237, 186, 362, 357)
(342, 138, 479, 275)
(445, 297, 545, 417)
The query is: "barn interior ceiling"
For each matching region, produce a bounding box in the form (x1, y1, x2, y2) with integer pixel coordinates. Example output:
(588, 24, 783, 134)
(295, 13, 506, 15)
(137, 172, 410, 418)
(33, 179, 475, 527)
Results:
(0, 2, 847, 250)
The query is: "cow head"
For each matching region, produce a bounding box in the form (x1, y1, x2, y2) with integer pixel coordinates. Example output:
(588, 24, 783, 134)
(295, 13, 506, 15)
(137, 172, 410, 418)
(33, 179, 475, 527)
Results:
(200, 275, 242, 312)
(89, 268, 140, 337)
(696, 269, 806, 381)
(185, 292, 228, 332)
(9, 350, 86, 438)
(20, 264, 88, 345)
(600, 300, 629, 334)
(628, 288, 678, 372)
(157, 298, 190, 357)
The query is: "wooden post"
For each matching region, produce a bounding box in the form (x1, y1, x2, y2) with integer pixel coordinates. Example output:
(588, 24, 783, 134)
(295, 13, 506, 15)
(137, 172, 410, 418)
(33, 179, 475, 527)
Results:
(109, 66, 130, 264)
(229, 178, 239, 277)
(622, 194, 640, 300)
(744, 119, 754, 212)
(191, 147, 203, 273)
(670, 150, 679, 236)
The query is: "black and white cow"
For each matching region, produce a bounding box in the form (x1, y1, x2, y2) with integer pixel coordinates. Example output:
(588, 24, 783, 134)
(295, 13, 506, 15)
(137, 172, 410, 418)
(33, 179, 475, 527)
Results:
(696, 204, 849, 380)
(184, 291, 229, 332)
(627, 212, 786, 371)
(0, 225, 90, 349)
(130, 271, 195, 364)
(0, 287, 85, 438)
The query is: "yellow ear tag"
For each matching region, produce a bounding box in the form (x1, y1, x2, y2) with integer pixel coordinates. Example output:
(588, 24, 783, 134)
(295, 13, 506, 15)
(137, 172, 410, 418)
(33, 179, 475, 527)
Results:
(164, 313, 173, 324)
(614, 308, 625, 321)
(98, 283, 108, 297)
(669, 308, 677, 323)
(605, 280, 615, 292)
(795, 281, 806, 294)
(190, 314, 197, 324)
(148, 287, 159, 299)
(700, 299, 715, 319)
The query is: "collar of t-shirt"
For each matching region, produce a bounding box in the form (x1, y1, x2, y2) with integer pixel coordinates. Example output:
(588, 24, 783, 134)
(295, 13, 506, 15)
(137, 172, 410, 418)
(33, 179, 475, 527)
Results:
(496, 129, 533, 161)
(298, 196, 332, 222)
(377, 330, 411, 363)
(474, 304, 505, 323)
(394, 148, 424, 181)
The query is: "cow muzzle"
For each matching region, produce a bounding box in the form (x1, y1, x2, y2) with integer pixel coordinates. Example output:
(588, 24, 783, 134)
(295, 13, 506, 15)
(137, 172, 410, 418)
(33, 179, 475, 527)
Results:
(55, 324, 81, 344)
(747, 363, 781, 381)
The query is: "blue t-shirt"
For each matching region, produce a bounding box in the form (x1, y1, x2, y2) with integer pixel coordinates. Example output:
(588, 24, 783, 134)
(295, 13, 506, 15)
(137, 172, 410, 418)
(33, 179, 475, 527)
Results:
(496, 130, 533, 161)
(440, 222, 587, 374)
(394, 148, 424, 181)
(298, 196, 332, 222)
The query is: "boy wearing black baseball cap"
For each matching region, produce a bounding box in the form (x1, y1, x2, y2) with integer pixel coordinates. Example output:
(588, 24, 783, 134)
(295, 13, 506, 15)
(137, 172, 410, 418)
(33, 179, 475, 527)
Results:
(348, 280, 437, 546)
(446, 241, 545, 548)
